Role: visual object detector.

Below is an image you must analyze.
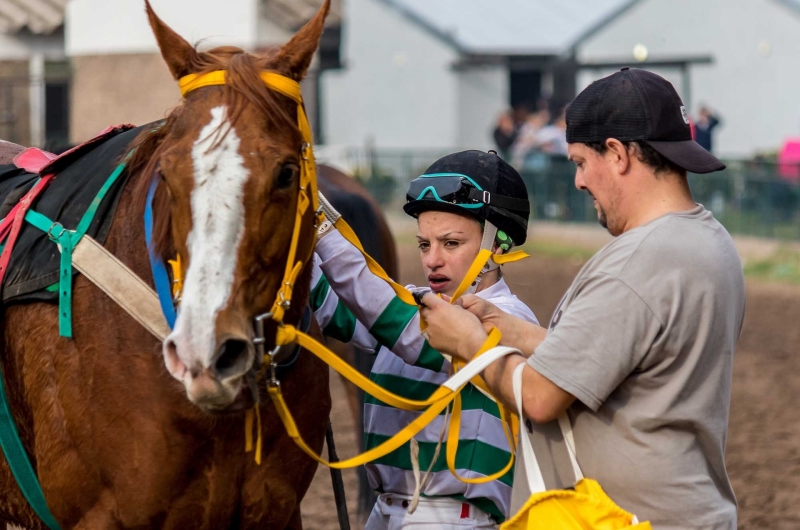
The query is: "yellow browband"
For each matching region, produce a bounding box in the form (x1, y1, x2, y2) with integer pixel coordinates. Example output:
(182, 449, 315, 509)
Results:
(177, 70, 524, 479)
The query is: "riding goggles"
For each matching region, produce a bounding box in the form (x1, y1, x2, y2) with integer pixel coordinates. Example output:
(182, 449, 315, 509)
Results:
(406, 172, 529, 214)
(406, 173, 486, 209)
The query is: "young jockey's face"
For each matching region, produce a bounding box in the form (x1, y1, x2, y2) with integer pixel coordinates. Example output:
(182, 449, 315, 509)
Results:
(416, 210, 493, 297)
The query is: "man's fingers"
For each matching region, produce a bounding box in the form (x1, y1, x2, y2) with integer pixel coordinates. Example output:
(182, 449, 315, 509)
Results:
(420, 292, 445, 308)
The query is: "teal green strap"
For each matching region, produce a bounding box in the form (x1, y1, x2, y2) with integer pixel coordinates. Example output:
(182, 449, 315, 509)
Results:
(72, 161, 127, 241)
(20, 161, 128, 338)
(0, 367, 61, 529)
(24, 211, 75, 338)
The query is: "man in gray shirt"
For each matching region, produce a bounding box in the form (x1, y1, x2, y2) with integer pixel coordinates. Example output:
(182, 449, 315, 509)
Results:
(421, 68, 745, 529)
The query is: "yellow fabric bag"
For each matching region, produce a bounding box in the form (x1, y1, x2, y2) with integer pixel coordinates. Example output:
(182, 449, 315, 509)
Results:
(501, 364, 652, 530)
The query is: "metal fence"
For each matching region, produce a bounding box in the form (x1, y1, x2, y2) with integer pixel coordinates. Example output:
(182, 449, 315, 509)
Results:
(340, 149, 800, 241)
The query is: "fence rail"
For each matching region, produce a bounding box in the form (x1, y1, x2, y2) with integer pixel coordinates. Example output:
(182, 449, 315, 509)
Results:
(324, 149, 800, 241)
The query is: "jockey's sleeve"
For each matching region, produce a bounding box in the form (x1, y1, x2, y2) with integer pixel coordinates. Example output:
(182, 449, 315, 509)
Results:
(311, 254, 378, 353)
(315, 229, 449, 372)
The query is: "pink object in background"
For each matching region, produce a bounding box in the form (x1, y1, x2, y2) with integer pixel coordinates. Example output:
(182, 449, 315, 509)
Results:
(778, 138, 800, 182)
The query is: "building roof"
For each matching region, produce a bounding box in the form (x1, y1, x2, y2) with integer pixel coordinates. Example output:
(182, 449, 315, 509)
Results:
(0, 0, 65, 34)
(381, 0, 639, 56)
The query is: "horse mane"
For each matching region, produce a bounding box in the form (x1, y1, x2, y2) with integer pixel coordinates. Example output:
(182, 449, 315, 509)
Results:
(125, 45, 302, 260)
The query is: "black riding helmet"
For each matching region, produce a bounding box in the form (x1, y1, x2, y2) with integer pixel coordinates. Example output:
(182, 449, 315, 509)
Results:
(403, 150, 530, 246)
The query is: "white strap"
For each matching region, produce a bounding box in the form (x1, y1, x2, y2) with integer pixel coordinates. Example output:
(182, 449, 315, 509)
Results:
(557, 414, 584, 482)
(72, 235, 170, 341)
(480, 221, 498, 253)
(513, 362, 547, 493)
(442, 346, 519, 391)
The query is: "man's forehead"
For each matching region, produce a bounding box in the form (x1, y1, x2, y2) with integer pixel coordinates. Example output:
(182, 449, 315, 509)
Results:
(567, 142, 585, 160)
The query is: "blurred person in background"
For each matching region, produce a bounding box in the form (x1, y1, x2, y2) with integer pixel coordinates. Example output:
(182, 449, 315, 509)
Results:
(532, 106, 568, 156)
(493, 103, 530, 158)
(695, 106, 722, 153)
(510, 101, 551, 167)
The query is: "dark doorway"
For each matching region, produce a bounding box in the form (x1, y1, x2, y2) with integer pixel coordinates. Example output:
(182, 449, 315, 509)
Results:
(510, 70, 542, 111)
(45, 81, 69, 149)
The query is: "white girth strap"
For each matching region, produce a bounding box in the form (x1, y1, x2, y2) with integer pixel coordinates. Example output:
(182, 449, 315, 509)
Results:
(72, 235, 170, 341)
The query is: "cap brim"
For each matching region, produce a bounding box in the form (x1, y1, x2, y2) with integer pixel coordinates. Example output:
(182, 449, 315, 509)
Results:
(645, 140, 726, 174)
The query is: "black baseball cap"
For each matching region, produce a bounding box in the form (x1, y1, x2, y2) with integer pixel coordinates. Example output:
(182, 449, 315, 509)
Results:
(566, 67, 725, 174)
(403, 150, 530, 245)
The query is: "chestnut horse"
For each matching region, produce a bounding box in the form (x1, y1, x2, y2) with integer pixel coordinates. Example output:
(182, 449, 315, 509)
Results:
(0, 1, 340, 528)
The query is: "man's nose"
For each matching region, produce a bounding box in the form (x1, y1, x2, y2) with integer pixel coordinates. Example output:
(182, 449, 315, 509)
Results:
(574, 170, 586, 191)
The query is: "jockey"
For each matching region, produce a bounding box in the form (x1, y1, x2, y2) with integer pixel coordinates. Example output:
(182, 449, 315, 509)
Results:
(312, 150, 538, 528)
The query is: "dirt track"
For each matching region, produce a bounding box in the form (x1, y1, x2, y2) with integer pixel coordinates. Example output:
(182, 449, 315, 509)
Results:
(302, 242, 800, 529)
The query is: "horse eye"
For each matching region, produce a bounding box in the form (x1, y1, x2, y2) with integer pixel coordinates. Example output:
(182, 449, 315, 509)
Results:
(276, 164, 298, 189)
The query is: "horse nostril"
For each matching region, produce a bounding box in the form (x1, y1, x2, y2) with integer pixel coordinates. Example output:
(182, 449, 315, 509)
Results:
(213, 339, 252, 379)
(164, 338, 187, 379)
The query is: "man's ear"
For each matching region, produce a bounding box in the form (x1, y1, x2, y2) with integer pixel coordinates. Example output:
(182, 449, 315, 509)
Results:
(605, 138, 632, 175)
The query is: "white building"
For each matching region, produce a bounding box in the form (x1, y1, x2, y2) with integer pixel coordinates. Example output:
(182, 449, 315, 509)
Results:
(574, 0, 800, 158)
(321, 0, 631, 151)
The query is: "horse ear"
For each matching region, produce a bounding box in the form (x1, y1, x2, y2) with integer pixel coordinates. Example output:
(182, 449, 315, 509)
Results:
(144, 0, 198, 80)
(272, 0, 331, 81)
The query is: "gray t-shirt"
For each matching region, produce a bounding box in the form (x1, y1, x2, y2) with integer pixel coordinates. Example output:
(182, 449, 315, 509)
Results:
(517, 206, 745, 529)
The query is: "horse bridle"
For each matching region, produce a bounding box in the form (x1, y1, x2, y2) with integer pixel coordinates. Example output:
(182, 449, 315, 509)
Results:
(177, 71, 323, 392)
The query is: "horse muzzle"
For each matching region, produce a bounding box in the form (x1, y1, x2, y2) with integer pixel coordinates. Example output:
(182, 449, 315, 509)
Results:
(164, 333, 257, 412)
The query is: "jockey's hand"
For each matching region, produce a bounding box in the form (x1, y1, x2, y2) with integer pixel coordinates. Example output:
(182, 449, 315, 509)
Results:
(317, 191, 341, 239)
(419, 293, 487, 364)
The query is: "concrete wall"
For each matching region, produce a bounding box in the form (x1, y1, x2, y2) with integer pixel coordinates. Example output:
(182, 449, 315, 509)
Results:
(0, 61, 32, 145)
(321, 0, 461, 149)
(456, 65, 508, 150)
(65, 0, 297, 143)
(69, 53, 179, 142)
(575, 0, 800, 158)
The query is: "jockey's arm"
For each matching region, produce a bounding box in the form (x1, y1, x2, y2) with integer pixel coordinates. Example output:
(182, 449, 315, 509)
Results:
(310, 254, 379, 353)
(314, 228, 448, 371)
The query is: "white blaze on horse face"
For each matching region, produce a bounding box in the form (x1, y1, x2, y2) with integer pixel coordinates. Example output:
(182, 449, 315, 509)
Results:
(166, 106, 248, 377)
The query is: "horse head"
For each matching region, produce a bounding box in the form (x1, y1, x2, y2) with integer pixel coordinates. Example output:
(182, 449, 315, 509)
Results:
(142, 0, 329, 413)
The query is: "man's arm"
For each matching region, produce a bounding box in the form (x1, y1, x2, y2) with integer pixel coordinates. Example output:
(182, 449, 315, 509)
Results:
(419, 293, 574, 423)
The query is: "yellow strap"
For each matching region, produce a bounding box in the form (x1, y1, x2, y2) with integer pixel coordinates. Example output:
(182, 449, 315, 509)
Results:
(276, 326, 501, 410)
(179, 70, 303, 103)
(492, 249, 529, 265)
(450, 248, 493, 302)
(167, 254, 183, 298)
(267, 329, 503, 468)
(445, 393, 516, 484)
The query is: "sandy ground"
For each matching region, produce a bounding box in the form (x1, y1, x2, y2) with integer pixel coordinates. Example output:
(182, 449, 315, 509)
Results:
(301, 226, 800, 529)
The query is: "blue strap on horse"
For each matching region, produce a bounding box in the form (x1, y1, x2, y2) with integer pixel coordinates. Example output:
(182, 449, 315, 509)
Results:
(144, 176, 177, 328)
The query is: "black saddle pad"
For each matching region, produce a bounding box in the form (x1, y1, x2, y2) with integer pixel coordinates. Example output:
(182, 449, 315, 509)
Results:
(0, 125, 145, 303)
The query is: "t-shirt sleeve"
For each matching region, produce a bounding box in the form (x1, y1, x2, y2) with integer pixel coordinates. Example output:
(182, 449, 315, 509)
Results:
(528, 273, 662, 412)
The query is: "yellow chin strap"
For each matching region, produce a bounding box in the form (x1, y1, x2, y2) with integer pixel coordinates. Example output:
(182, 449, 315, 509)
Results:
(176, 69, 527, 482)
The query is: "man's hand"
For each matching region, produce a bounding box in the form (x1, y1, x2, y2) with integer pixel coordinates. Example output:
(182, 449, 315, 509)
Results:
(419, 293, 488, 363)
(457, 295, 548, 355)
